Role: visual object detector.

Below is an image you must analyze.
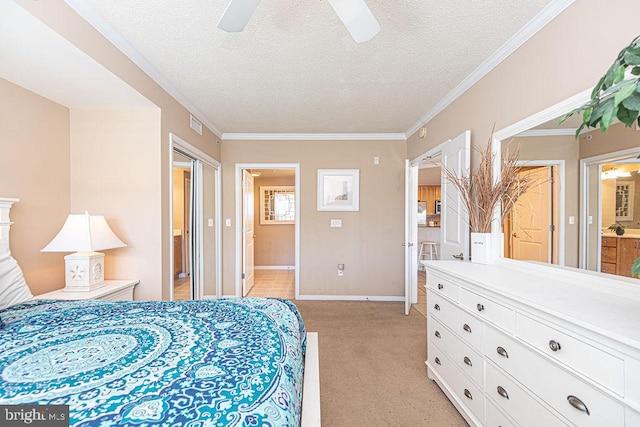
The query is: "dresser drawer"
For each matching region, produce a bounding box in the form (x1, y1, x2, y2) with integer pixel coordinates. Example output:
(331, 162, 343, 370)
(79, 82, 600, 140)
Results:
(427, 349, 484, 424)
(486, 362, 567, 427)
(601, 236, 618, 247)
(460, 288, 515, 333)
(601, 246, 617, 263)
(428, 291, 484, 352)
(516, 313, 624, 395)
(484, 325, 624, 427)
(429, 316, 484, 387)
(485, 398, 515, 427)
(427, 272, 460, 302)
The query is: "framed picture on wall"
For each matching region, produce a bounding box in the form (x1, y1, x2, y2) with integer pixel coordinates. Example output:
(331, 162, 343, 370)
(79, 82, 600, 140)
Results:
(317, 169, 360, 211)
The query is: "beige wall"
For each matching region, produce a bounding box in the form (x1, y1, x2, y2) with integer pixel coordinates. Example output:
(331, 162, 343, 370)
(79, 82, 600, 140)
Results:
(222, 140, 406, 297)
(579, 122, 640, 160)
(510, 134, 580, 266)
(0, 78, 70, 295)
(407, 0, 639, 162)
(70, 109, 161, 300)
(14, 1, 221, 299)
(253, 175, 295, 267)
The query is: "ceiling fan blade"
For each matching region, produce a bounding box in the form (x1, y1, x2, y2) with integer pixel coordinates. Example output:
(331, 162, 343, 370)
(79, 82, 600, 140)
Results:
(327, 0, 380, 43)
(217, 0, 261, 32)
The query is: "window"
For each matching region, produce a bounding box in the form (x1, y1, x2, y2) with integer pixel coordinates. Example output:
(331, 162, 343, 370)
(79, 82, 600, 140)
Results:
(260, 186, 295, 224)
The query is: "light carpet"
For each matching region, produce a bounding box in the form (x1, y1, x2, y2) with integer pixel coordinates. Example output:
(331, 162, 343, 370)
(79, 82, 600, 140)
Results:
(294, 300, 466, 426)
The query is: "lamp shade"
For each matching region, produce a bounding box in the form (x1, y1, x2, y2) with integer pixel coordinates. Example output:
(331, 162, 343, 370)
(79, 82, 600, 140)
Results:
(42, 212, 126, 252)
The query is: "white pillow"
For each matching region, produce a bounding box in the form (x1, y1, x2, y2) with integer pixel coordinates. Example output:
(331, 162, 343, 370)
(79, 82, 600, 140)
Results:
(0, 237, 33, 310)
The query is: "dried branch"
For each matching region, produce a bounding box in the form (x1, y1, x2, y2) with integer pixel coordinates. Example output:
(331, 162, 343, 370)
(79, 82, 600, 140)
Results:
(443, 136, 533, 233)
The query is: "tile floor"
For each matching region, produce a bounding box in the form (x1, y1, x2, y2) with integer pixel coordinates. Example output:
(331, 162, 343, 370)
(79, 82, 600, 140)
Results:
(173, 276, 191, 300)
(247, 269, 295, 299)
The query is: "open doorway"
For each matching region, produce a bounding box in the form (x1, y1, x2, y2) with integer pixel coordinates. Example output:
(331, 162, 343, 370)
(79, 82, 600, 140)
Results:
(236, 164, 300, 299)
(405, 131, 470, 315)
(581, 148, 640, 276)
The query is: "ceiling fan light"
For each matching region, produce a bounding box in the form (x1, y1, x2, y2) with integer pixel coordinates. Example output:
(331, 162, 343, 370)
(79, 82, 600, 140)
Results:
(217, 0, 261, 32)
(327, 0, 380, 43)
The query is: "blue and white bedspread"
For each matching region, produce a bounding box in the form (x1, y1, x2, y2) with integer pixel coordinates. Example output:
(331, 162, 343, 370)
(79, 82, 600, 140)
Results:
(0, 297, 306, 426)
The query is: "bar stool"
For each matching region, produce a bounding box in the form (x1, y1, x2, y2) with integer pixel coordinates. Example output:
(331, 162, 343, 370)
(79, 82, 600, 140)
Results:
(418, 241, 438, 263)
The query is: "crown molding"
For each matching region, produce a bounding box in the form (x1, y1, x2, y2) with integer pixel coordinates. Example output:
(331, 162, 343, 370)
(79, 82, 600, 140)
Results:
(405, 0, 575, 138)
(222, 133, 407, 141)
(515, 128, 577, 137)
(64, 0, 223, 138)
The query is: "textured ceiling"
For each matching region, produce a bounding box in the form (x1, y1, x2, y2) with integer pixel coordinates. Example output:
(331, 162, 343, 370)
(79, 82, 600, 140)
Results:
(75, 0, 555, 136)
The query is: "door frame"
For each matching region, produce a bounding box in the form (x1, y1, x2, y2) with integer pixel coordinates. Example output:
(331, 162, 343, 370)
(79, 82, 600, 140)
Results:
(169, 133, 222, 300)
(510, 160, 565, 265)
(406, 141, 448, 308)
(235, 163, 300, 298)
(579, 147, 640, 269)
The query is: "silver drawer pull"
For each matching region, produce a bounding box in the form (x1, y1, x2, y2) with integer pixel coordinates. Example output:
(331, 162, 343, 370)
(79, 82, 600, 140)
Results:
(477, 303, 484, 312)
(496, 346, 509, 358)
(438, 283, 444, 290)
(567, 395, 590, 415)
(463, 356, 472, 367)
(464, 389, 472, 400)
(434, 330, 441, 338)
(434, 357, 441, 365)
(497, 386, 509, 399)
(549, 340, 561, 352)
(463, 323, 472, 333)
(434, 304, 440, 311)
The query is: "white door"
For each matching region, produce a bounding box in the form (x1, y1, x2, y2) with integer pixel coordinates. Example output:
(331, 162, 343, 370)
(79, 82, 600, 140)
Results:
(509, 167, 551, 262)
(242, 170, 255, 296)
(441, 131, 471, 261)
(404, 160, 419, 315)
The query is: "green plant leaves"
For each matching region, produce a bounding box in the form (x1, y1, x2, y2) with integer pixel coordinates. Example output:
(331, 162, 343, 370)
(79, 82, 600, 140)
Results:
(614, 81, 637, 106)
(632, 256, 640, 278)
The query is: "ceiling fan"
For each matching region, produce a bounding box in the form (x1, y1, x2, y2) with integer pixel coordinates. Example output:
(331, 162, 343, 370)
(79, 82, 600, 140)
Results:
(217, 0, 380, 43)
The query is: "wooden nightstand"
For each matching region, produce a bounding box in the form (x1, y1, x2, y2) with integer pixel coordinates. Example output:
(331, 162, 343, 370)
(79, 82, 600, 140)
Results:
(34, 280, 139, 301)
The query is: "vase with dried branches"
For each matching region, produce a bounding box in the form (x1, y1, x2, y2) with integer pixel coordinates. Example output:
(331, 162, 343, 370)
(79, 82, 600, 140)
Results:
(444, 139, 533, 263)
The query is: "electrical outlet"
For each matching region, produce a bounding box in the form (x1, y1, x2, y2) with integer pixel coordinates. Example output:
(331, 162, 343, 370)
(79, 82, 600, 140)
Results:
(338, 264, 344, 276)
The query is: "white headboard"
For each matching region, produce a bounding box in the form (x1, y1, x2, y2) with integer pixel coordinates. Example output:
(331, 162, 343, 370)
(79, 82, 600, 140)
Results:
(0, 198, 19, 247)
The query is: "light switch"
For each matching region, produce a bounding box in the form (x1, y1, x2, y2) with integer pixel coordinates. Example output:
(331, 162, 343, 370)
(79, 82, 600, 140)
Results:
(225, 218, 232, 227)
(330, 219, 342, 228)
(569, 216, 575, 225)
(208, 218, 214, 227)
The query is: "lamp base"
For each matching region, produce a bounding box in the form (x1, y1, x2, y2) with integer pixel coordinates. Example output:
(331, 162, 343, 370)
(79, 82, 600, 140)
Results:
(63, 251, 106, 292)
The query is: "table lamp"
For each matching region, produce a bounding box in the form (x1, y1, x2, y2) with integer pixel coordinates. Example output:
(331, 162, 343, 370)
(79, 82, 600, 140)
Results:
(42, 212, 126, 292)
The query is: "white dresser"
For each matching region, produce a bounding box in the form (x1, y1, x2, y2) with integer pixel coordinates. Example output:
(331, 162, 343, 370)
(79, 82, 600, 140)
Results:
(423, 259, 640, 427)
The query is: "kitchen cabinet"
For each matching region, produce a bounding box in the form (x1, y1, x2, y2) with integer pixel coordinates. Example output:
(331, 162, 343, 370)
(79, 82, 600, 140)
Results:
(418, 185, 441, 214)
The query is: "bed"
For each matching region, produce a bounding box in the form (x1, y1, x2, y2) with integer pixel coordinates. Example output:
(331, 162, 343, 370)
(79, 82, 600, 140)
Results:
(0, 198, 320, 426)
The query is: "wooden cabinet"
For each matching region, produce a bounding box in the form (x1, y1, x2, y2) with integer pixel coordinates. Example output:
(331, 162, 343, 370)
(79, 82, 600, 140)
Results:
(617, 238, 640, 278)
(601, 236, 618, 274)
(424, 260, 640, 426)
(418, 185, 441, 214)
(600, 236, 640, 278)
(174, 235, 183, 278)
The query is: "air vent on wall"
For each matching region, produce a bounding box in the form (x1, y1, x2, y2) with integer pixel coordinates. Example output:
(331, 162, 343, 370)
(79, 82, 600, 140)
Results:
(190, 115, 203, 135)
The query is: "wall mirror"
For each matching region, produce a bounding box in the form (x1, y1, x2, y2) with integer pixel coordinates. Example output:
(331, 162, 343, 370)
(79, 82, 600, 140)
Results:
(493, 89, 640, 279)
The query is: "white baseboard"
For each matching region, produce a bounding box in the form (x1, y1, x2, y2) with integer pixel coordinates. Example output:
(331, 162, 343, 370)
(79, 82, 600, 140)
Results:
(296, 295, 404, 302)
(254, 265, 295, 270)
